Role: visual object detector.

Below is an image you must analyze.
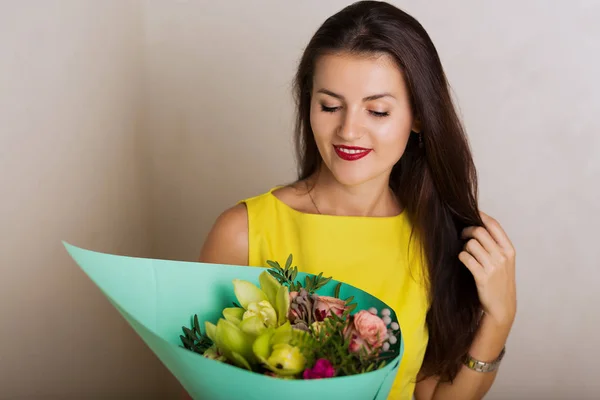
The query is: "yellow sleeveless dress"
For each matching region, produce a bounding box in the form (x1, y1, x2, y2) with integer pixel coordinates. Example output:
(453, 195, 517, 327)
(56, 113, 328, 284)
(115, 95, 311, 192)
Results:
(240, 187, 430, 400)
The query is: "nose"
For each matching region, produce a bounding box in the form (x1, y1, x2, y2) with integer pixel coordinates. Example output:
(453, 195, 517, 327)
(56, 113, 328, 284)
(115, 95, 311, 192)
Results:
(336, 108, 363, 142)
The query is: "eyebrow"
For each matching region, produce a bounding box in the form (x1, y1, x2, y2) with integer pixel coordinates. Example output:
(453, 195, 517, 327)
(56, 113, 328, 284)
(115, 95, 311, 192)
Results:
(316, 88, 396, 101)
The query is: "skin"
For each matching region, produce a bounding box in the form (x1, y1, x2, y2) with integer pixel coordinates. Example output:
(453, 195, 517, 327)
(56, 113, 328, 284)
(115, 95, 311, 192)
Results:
(198, 52, 517, 400)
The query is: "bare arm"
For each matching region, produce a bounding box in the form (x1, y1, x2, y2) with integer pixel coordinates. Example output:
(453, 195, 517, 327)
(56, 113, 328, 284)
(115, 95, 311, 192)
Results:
(198, 203, 249, 265)
(415, 212, 516, 400)
(414, 314, 510, 400)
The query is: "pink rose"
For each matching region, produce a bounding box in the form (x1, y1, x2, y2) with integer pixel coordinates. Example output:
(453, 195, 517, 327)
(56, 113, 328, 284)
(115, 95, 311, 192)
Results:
(314, 296, 347, 321)
(344, 310, 388, 353)
(344, 324, 367, 353)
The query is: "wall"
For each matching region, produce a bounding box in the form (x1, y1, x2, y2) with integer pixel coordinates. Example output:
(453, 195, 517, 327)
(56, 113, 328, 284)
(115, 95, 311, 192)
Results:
(0, 1, 168, 398)
(1, 0, 598, 398)
(142, 1, 599, 399)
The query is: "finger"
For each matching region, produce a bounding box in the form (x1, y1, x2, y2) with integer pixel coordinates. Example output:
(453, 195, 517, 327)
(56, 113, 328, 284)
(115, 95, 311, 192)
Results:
(480, 211, 515, 254)
(463, 238, 494, 270)
(459, 251, 485, 283)
(461, 226, 500, 256)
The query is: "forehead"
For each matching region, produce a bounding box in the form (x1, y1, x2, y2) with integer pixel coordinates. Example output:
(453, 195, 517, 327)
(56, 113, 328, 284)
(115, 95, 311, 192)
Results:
(312, 52, 407, 97)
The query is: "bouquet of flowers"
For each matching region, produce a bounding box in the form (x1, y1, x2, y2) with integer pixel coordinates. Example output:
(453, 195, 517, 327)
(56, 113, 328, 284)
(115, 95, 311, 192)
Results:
(179, 255, 401, 380)
(63, 243, 403, 400)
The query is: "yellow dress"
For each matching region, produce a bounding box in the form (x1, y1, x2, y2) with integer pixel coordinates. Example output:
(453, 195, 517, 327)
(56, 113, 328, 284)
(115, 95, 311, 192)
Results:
(240, 187, 430, 400)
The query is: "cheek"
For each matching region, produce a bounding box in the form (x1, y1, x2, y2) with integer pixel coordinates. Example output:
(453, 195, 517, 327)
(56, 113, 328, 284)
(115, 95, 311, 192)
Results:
(309, 107, 320, 136)
(310, 108, 334, 142)
(372, 119, 411, 154)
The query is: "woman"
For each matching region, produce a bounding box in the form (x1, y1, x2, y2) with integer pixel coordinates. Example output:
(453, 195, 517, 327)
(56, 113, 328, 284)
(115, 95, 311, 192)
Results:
(199, 1, 516, 399)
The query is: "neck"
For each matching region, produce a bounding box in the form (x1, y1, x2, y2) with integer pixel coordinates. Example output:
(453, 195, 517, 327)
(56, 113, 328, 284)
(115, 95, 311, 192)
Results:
(308, 165, 401, 217)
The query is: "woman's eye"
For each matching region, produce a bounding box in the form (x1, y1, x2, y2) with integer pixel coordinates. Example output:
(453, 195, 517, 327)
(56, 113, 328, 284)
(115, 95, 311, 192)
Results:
(321, 104, 340, 113)
(370, 110, 389, 118)
(320, 104, 388, 117)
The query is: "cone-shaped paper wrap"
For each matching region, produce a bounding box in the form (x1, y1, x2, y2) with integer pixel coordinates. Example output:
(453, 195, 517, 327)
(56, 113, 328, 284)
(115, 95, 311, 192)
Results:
(64, 242, 403, 400)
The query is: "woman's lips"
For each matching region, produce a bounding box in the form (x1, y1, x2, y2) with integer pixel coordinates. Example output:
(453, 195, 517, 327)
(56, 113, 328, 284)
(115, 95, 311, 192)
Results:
(333, 145, 372, 161)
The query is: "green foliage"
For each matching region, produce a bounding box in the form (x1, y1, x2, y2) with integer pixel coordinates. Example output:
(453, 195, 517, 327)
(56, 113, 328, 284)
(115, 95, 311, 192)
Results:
(180, 314, 213, 355)
(299, 312, 390, 376)
(266, 254, 332, 294)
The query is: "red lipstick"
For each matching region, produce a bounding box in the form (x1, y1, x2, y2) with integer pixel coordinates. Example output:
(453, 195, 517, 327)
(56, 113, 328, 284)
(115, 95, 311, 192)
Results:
(333, 145, 372, 161)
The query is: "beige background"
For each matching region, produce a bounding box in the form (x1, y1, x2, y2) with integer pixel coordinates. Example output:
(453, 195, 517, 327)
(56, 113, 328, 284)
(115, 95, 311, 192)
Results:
(1, 0, 598, 399)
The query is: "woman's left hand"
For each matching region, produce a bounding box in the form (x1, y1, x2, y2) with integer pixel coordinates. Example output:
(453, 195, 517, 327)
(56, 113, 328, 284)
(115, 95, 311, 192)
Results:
(459, 211, 517, 329)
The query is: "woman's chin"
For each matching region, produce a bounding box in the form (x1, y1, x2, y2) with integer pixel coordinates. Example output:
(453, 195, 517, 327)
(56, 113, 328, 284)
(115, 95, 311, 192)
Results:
(319, 157, 391, 187)
(328, 168, 377, 187)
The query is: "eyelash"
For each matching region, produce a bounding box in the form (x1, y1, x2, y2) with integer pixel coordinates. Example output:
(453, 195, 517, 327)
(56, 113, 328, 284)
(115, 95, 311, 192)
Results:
(320, 105, 389, 118)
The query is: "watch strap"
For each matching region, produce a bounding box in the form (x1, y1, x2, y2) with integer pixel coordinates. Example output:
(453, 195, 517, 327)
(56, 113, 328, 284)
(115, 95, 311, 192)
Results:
(464, 346, 506, 373)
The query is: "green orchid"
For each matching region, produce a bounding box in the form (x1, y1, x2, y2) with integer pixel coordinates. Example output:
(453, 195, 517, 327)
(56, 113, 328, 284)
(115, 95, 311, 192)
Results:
(230, 271, 290, 334)
(252, 322, 308, 377)
(202, 345, 227, 362)
(222, 307, 245, 325)
(240, 300, 278, 336)
(203, 271, 291, 369)
(204, 318, 255, 370)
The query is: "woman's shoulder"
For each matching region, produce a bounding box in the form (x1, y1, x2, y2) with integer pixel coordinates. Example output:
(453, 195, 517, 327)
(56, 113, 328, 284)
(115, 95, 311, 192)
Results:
(198, 202, 249, 265)
(241, 181, 314, 214)
(198, 183, 301, 264)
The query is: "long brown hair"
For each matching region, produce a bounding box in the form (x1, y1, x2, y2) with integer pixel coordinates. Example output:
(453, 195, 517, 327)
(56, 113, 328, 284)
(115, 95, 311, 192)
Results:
(292, 1, 483, 382)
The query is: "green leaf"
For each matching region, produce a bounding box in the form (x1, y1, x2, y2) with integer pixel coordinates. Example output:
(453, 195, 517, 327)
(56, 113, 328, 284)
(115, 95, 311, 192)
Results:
(285, 254, 293, 269)
(182, 326, 195, 339)
(317, 276, 332, 289)
(193, 315, 201, 335)
(290, 282, 301, 292)
(180, 335, 192, 349)
(334, 282, 342, 298)
(268, 271, 285, 281)
(180, 315, 214, 355)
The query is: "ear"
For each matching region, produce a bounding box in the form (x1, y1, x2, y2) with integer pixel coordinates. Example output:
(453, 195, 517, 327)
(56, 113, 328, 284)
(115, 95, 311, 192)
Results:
(411, 118, 422, 133)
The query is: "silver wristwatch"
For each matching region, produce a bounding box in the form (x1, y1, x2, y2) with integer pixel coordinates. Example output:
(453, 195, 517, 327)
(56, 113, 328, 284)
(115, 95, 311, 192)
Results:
(464, 346, 506, 373)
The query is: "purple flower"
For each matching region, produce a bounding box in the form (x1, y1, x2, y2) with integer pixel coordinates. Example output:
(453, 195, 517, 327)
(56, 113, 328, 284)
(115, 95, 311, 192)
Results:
(302, 358, 335, 379)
